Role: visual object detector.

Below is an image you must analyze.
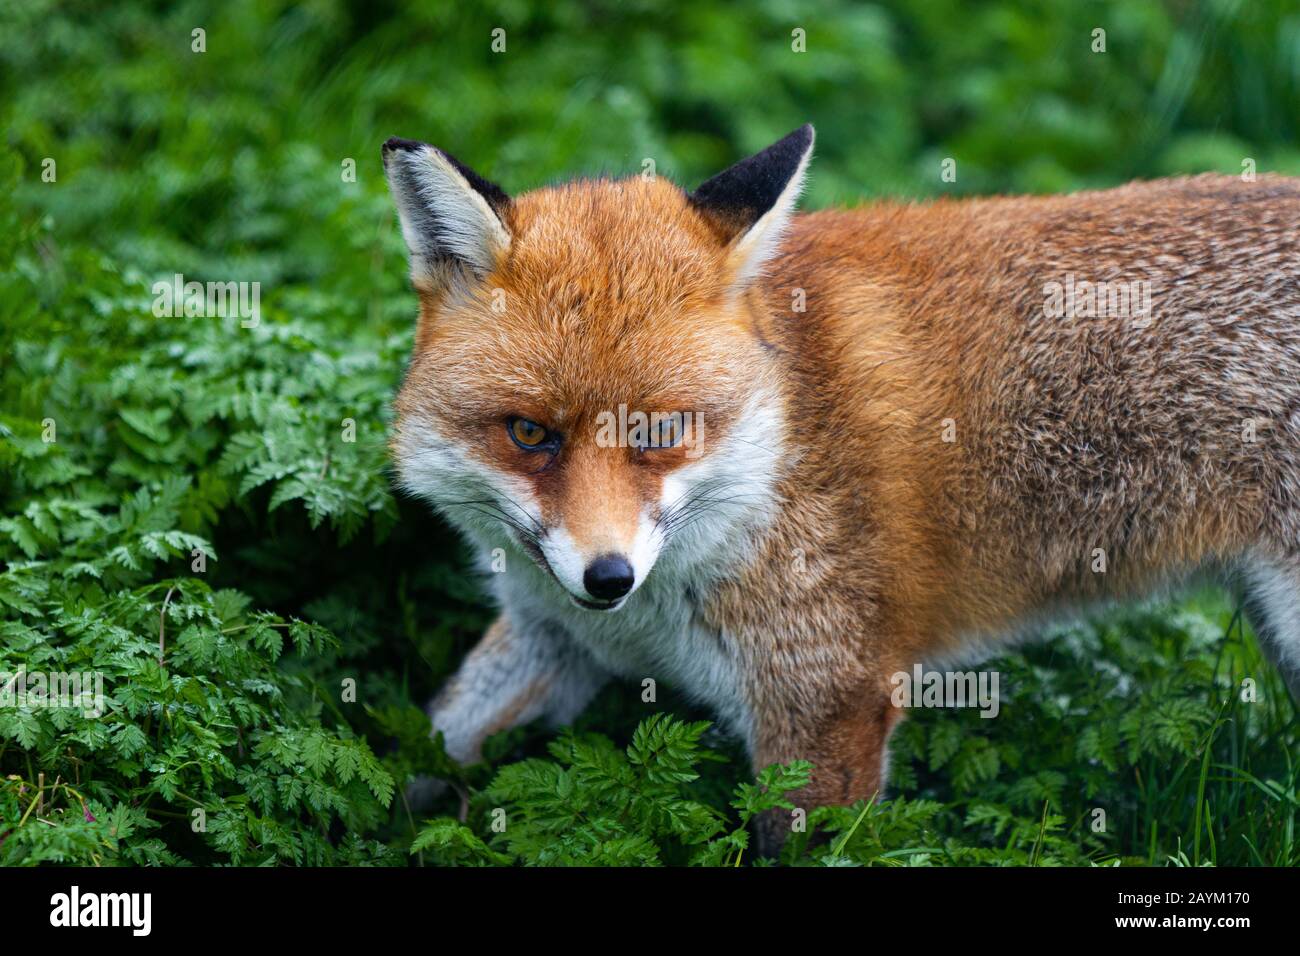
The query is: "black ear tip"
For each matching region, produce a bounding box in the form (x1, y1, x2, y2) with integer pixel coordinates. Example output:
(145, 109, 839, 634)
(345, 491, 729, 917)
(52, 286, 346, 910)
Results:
(787, 124, 815, 150)
(689, 124, 816, 225)
(382, 137, 426, 158)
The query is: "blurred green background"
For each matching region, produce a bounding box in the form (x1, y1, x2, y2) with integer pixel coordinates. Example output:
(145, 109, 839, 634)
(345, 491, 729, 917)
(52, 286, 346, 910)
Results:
(1, 0, 1298, 865)
(8, 0, 1300, 276)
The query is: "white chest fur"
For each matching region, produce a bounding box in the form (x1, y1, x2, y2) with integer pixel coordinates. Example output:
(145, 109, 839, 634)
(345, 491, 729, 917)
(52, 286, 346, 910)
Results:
(489, 549, 753, 741)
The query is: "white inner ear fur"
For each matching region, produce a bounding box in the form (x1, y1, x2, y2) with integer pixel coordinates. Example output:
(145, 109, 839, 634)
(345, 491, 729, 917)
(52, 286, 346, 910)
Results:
(725, 133, 814, 290)
(385, 145, 511, 288)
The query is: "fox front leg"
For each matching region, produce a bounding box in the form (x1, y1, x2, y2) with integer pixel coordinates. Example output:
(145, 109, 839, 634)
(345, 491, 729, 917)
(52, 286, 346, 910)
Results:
(409, 614, 606, 806)
(430, 614, 608, 763)
(747, 673, 906, 856)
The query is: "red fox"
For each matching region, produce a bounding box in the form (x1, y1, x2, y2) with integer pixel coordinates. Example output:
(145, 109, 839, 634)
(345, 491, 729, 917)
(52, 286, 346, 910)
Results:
(382, 125, 1300, 843)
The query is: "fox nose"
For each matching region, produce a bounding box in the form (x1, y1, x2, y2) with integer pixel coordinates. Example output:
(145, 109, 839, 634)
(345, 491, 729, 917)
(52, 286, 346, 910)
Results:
(583, 554, 635, 601)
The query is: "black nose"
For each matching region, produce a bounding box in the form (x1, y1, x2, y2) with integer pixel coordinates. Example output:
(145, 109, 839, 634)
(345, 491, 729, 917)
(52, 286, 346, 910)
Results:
(583, 554, 635, 601)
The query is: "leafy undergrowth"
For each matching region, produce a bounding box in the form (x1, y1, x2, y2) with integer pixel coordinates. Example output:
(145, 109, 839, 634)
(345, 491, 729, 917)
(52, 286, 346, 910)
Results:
(2, 0, 1298, 866)
(411, 604, 1299, 867)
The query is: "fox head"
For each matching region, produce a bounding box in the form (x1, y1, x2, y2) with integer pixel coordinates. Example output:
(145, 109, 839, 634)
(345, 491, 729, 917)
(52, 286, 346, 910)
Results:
(384, 126, 813, 611)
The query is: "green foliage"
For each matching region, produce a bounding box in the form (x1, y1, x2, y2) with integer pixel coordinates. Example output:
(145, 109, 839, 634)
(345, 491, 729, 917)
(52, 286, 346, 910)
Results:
(412, 714, 813, 866)
(408, 605, 1299, 867)
(885, 601, 1300, 866)
(0, 578, 399, 866)
(1, 0, 1297, 866)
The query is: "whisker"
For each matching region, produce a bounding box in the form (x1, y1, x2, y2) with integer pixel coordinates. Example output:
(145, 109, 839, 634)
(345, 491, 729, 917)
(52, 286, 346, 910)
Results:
(653, 475, 746, 528)
(441, 498, 542, 545)
(655, 475, 766, 542)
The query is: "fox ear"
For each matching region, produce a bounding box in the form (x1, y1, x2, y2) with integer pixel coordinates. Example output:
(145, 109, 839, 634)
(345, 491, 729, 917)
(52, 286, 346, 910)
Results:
(381, 138, 512, 291)
(689, 124, 814, 289)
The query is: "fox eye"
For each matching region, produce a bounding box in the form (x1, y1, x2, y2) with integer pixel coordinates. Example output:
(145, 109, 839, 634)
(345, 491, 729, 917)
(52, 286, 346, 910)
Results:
(639, 413, 684, 450)
(508, 417, 550, 450)
(656, 414, 684, 448)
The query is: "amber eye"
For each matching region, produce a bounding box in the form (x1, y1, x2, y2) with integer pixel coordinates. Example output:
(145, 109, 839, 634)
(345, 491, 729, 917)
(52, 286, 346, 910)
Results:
(508, 417, 550, 449)
(637, 413, 684, 450)
(655, 414, 684, 448)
